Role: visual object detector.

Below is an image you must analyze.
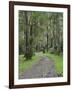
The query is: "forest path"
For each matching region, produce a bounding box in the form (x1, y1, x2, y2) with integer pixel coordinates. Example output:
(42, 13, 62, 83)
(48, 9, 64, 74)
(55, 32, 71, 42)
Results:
(19, 56, 58, 79)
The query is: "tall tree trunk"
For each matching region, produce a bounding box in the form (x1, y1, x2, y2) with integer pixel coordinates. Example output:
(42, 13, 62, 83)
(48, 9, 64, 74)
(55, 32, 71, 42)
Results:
(29, 24, 33, 58)
(24, 11, 30, 59)
(47, 26, 48, 52)
(24, 11, 33, 59)
(47, 33, 48, 51)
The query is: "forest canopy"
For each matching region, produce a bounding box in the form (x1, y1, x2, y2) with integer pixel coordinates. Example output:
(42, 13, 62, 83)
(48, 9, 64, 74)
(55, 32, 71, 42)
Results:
(19, 11, 63, 59)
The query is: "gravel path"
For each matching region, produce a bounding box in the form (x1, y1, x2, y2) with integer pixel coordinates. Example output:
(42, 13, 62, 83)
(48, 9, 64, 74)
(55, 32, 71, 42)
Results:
(19, 56, 58, 79)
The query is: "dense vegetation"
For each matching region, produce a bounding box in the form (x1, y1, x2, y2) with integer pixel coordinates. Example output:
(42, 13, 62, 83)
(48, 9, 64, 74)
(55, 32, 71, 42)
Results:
(19, 11, 63, 59)
(19, 11, 63, 75)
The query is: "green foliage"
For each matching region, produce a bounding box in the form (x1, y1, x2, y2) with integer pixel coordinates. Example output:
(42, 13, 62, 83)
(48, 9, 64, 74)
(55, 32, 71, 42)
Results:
(19, 11, 63, 77)
(19, 52, 63, 76)
(19, 54, 41, 74)
(44, 52, 63, 74)
(19, 10, 63, 59)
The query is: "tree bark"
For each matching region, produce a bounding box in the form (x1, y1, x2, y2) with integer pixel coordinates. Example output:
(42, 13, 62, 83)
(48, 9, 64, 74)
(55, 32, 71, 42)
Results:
(24, 11, 30, 59)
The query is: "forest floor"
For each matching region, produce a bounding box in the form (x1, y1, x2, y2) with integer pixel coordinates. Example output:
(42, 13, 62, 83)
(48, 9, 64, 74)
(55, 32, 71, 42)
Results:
(19, 56, 59, 79)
